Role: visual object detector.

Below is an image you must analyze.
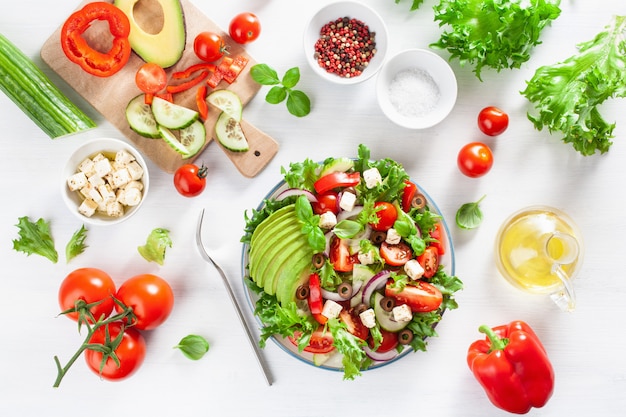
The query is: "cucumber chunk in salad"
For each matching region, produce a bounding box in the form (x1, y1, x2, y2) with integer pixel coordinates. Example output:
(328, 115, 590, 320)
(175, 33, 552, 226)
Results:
(243, 144, 463, 380)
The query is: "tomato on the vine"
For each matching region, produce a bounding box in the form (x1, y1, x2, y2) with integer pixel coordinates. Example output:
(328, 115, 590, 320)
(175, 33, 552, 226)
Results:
(194, 31, 228, 62)
(229, 12, 261, 44)
(370, 201, 397, 231)
(58, 268, 116, 322)
(115, 274, 174, 331)
(84, 321, 146, 381)
(173, 163, 207, 197)
(457, 142, 494, 178)
(135, 62, 167, 94)
(478, 106, 509, 136)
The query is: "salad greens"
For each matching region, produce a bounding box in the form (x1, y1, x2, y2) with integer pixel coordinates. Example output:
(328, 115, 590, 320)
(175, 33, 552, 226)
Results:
(521, 15, 626, 155)
(13, 216, 58, 263)
(243, 145, 463, 380)
(65, 224, 88, 262)
(250, 64, 311, 117)
(431, 0, 562, 80)
(137, 228, 172, 265)
(394, 0, 425, 11)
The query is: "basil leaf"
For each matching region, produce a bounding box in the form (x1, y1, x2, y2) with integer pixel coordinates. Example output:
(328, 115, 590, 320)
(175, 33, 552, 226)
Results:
(250, 63, 280, 85)
(455, 195, 486, 229)
(266, 86, 287, 104)
(282, 67, 300, 88)
(287, 90, 311, 117)
(174, 335, 209, 360)
(333, 219, 363, 239)
(250, 63, 311, 117)
(66, 224, 88, 262)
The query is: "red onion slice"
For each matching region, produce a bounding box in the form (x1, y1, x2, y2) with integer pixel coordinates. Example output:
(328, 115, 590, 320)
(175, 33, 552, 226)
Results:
(363, 345, 398, 362)
(337, 205, 364, 222)
(276, 188, 318, 203)
(361, 270, 392, 305)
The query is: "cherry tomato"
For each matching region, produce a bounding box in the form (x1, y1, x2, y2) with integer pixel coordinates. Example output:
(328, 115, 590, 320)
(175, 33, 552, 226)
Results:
(329, 235, 359, 272)
(369, 328, 399, 353)
(457, 142, 494, 178)
(173, 163, 207, 197)
(115, 274, 174, 331)
(385, 280, 443, 313)
(478, 106, 509, 136)
(135, 62, 167, 94)
(370, 201, 398, 231)
(194, 31, 228, 62)
(84, 322, 146, 381)
(58, 268, 116, 322)
(417, 246, 440, 279)
(339, 309, 369, 340)
(312, 191, 339, 215)
(229, 12, 261, 44)
(289, 327, 335, 354)
(380, 241, 413, 266)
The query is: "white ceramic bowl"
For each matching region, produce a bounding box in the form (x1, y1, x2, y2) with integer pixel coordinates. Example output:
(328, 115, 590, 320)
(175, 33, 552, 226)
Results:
(304, 1, 388, 85)
(62, 138, 149, 226)
(376, 49, 458, 129)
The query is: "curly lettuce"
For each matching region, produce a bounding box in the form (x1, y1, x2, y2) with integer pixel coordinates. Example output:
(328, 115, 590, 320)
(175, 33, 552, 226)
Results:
(521, 15, 626, 155)
(431, 0, 562, 80)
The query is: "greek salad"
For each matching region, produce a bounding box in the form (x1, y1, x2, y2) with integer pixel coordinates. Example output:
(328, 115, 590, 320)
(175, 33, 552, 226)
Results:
(242, 145, 462, 380)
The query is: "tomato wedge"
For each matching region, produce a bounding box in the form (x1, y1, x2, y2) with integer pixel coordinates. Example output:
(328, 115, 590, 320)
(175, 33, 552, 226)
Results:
(289, 327, 335, 354)
(401, 180, 417, 212)
(314, 171, 360, 194)
(385, 280, 443, 312)
(429, 222, 446, 256)
(339, 309, 369, 340)
(418, 246, 440, 279)
(380, 241, 413, 266)
(329, 235, 359, 272)
(307, 273, 327, 324)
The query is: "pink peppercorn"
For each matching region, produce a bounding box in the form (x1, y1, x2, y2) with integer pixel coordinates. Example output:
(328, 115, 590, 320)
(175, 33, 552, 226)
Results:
(313, 16, 377, 78)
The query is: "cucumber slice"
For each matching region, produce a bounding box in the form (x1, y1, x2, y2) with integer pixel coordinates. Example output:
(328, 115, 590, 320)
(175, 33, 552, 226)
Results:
(125, 95, 160, 138)
(320, 157, 355, 176)
(151, 96, 198, 129)
(215, 111, 249, 152)
(373, 292, 409, 332)
(158, 125, 190, 156)
(207, 90, 243, 121)
(178, 120, 206, 158)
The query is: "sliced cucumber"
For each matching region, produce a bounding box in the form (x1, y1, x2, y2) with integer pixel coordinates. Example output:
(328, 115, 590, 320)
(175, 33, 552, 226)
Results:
(178, 120, 206, 158)
(158, 125, 190, 156)
(207, 89, 243, 121)
(373, 292, 409, 332)
(320, 157, 355, 176)
(151, 96, 198, 129)
(215, 111, 249, 152)
(125, 95, 160, 138)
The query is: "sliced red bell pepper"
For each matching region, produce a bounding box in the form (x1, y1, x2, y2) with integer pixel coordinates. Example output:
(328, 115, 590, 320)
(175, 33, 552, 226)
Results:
(307, 273, 327, 325)
(166, 70, 210, 94)
(60, 2, 131, 77)
(223, 55, 249, 84)
(467, 321, 555, 414)
(196, 85, 208, 120)
(171, 63, 216, 80)
(206, 56, 235, 88)
(314, 171, 361, 194)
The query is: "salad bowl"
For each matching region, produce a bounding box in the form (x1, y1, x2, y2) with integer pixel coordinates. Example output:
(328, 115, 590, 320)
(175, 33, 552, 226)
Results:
(241, 147, 460, 378)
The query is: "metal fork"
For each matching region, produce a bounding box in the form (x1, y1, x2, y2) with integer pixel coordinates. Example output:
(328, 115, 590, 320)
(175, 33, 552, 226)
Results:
(196, 209, 273, 386)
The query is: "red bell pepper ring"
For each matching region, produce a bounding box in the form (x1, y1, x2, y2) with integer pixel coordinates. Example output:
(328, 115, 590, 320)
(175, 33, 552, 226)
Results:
(307, 273, 327, 325)
(314, 171, 361, 194)
(60, 2, 131, 77)
(467, 321, 555, 414)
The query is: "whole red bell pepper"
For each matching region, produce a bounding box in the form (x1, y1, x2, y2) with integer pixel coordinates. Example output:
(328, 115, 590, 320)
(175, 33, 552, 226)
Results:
(467, 321, 555, 414)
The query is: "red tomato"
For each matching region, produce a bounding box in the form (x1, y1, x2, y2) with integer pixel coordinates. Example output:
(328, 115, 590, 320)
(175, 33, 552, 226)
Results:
(194, 31, 228, 62)
(313, 171, 360, 194)
(329, 236, 359, 272)
(380, 241, 413, 266)
(429, 222, 446, 256)
(478, 106, 509, 136)
(135, 62, 167, 94)
(418, 246, 440, 279)
(229, 12, 261, 44)
(369, 328, 399, 353)
(457, 142, 494, 178)
(289, 327, 335, 354)
(370, 201, 397, 231)
(307, 273, 327, 325)
(115, 274, 174, 331)
(312, 191, 339, 215)
(84, 322, 146, 381)
(173, 164, 207, 197)
(385, 280, 443, 312)
(339, 309, 369, 340)
(58, 268, 116, 322)
(401, 180, 417, 213)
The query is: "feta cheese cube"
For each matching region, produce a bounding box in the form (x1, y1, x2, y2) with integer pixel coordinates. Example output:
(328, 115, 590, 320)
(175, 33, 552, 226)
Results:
(115, 149, 135, 166)
(385, 228, 402, 245)
(93, 157, 112, 177)
(78, 158, 96, 177)
(82, 184, 103, 203)
(358, 250, 374, 265)
(106, 200, 124, 217)
(78, 198, 98, 217)
(67, 172, 88, 191)
(87, 174, 105, 187)
(392, 304, 413, 322)
(97, 184, 116, 202)
(319, 211, 337, 229)
(363, 167, 382, 189)
(339, 191, 357, 212)
(404, 259, 425, 280)
(359, 308, 376, 328)
(110, 167, 132, 188)
(321, 299, 343, 320)
(125, 161, 144, 181)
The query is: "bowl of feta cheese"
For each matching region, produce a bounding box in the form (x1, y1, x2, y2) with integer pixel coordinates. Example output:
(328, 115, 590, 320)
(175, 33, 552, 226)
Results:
(62, 138, 149, 226)
(376, 48, 458, 129)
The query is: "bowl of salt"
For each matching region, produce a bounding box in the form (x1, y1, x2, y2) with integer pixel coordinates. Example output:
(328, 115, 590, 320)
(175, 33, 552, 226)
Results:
(376, 49, 457, 129)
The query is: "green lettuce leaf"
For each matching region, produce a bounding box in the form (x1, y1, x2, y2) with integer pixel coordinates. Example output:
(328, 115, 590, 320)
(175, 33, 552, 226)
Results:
(137, 228, 172, 265)
(12, 216, 58, 263)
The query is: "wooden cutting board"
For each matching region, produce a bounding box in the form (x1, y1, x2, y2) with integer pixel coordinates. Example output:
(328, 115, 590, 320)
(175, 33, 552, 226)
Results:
(40, 0, 278, 177)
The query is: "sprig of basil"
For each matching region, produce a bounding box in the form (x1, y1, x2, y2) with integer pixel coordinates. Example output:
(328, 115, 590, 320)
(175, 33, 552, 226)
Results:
(250, 64, 311, 117)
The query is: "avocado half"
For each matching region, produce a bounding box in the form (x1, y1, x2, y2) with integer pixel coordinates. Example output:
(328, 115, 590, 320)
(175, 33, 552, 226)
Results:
(114, 0, 186, 68)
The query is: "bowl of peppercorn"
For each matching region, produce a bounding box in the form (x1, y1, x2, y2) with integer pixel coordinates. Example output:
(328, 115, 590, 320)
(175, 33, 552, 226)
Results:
(304, 1, 388, 85)
(376, 48, 458, 129)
